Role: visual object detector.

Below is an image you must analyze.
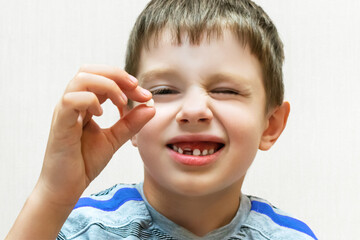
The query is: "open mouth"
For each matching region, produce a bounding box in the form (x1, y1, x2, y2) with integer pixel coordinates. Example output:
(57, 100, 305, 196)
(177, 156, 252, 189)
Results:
(166, 142, 225, 156)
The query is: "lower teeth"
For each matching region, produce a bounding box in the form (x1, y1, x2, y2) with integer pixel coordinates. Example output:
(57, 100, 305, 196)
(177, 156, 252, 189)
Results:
(170, 145, 219, 156)
(193, 149, 201, 156)
(176, 149, 215, 156)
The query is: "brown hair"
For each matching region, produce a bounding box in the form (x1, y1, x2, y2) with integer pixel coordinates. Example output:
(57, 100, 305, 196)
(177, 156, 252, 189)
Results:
(125, 0, 284, 112)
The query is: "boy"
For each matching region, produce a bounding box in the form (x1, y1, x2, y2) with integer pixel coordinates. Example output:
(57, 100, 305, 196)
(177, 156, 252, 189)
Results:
(7, 0, 317, 239)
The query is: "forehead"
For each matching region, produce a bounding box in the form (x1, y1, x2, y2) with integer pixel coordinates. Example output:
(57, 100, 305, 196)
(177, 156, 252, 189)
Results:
(138, 29, 264, 87)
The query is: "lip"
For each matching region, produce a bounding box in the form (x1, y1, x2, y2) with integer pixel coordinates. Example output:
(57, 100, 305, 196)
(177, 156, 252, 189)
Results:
(166, 134, 225, 166)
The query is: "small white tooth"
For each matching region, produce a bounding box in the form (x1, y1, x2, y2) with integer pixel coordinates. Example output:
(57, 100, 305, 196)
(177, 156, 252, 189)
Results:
(133, 99, 154, 107)
(202, 149, 208, 156)
(178, 148, 183, 154)
(173, 145, 178, 151)
(145, 99, 154, 107)
(193, 149, 201, 156)
(209, 149, 214, 154)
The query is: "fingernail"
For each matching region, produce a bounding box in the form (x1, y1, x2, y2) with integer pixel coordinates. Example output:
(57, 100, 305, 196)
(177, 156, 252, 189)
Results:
(128, 74, 138, 85)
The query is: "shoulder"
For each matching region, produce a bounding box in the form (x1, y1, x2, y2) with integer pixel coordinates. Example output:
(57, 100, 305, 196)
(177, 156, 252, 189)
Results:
(58, 183, 152, 240)
(241, 195, 318, 240)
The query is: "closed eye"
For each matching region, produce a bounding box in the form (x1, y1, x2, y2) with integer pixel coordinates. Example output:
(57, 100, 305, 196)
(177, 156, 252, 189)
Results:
(150, 87, 179, 95)
(210, 88, 240, 95)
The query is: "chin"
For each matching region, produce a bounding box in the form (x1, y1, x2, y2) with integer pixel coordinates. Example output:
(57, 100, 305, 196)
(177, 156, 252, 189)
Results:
(162, 175, 229, 198)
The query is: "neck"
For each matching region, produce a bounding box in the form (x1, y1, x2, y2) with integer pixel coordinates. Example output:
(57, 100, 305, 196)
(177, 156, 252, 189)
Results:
(143, 175, 243, 237)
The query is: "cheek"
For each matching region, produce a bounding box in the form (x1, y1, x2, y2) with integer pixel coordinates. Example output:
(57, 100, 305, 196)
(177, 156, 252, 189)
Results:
(135, 104, 174, 148)
(135, 107, 174, 182)
(216, 102, 264, 146)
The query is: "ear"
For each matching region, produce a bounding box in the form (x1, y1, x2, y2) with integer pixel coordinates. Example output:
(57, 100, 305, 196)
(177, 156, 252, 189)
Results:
(259, 101, 290, 151)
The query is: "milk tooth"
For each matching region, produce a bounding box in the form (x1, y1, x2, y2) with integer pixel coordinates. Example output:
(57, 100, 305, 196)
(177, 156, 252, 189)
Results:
(134, 99, 154, 107)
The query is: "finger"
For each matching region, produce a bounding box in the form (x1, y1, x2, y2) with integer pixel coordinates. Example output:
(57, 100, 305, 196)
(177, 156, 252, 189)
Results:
(123, 85, 153, 103)
(78, 64, 138, 91)
(105, 105, 156, 149)
(77, 64, 152, 103)
(55, 92, 102, 129)
(66, 72, 127, 106)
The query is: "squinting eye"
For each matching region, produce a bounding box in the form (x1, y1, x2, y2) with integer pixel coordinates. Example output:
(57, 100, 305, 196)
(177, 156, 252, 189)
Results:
(150, 87, 179, 95)
(211, 88, 240, 95)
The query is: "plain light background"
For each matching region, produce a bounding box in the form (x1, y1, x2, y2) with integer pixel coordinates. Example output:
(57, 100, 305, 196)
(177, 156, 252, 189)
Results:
(1, 0, 359, 239)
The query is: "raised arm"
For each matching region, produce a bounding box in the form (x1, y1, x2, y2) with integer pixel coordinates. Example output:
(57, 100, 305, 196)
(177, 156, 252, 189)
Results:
(6, 65, 155, 239)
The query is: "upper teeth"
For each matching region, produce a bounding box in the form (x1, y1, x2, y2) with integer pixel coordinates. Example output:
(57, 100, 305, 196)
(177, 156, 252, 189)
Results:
(172, 146, 215, 156)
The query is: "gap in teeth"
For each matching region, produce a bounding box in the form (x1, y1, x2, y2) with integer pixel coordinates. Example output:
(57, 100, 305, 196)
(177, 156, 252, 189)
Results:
(170, 145, 216, 156)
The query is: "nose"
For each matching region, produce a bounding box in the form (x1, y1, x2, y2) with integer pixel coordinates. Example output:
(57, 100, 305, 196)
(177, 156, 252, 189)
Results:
(176, 88, 213, 125)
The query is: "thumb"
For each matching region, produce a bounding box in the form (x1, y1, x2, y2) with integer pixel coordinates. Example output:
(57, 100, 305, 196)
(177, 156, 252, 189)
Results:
(106, 105, 155, 150)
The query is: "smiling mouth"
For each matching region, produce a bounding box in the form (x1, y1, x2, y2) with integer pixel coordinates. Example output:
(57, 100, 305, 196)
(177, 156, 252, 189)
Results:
(166, 142, 225, 156)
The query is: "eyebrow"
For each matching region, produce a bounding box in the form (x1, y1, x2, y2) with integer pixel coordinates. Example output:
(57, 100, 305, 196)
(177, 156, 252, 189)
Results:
(138, 69, 254, 90)
(138, 68, 181, 85)
(206, 72, 253, 88)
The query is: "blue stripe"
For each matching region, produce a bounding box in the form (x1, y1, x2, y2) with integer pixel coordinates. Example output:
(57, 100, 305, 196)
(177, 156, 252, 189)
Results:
(74, 187, 143, 211)
(251, 200, 317, 240)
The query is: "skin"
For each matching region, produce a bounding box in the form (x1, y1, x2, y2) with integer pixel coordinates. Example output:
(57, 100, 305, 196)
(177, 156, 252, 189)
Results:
(6, 30, 289, 239)
(131, 30, 290, 236)
(6, 65, 155, 239)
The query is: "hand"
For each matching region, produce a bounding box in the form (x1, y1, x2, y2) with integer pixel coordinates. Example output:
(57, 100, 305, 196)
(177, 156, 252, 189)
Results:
(37, 64, 155, 207)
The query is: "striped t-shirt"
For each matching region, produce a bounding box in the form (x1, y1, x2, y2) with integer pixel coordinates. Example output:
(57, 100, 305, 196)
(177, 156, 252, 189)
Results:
(58, 183, 317, 240)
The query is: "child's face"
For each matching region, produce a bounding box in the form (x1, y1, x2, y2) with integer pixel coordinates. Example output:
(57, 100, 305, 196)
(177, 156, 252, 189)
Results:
(132, 30, 269, 196)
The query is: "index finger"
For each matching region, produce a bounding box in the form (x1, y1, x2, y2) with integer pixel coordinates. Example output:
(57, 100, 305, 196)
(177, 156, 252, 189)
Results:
(78, 64, 138, 91)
